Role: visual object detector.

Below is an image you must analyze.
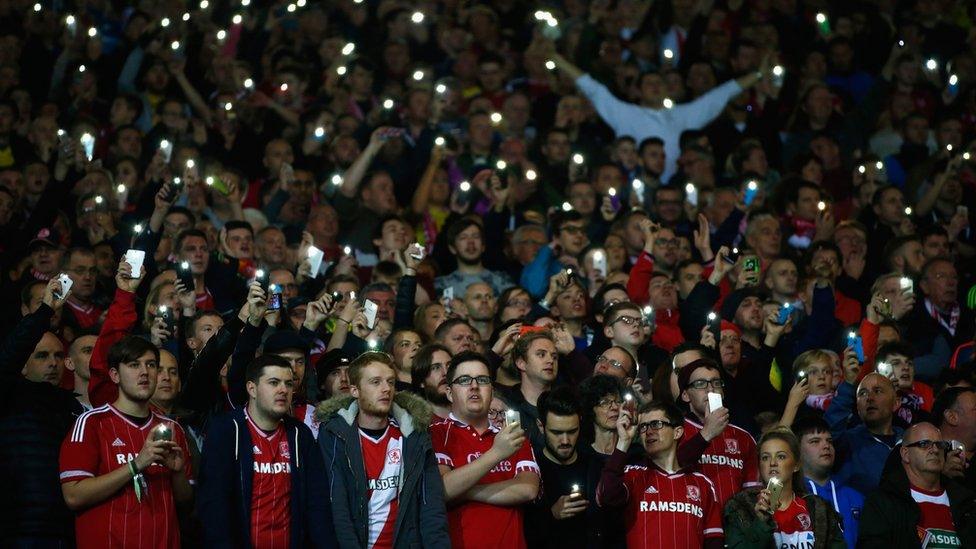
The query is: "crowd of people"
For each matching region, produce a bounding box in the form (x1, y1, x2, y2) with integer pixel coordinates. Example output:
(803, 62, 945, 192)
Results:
(3, 0, 976, 547)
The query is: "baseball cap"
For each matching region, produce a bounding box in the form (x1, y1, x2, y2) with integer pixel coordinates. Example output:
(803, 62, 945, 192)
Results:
(29, 227, 61, 252)
(720, 288, 765, 321)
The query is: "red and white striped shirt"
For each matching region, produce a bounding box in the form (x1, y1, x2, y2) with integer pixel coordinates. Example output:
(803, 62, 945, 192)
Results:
(911, 485, 961, 547)
(246, 411, 291, 549)
(680, 417, 760, 508)
(617, 464, 723, 549)
(360, 423, 403, 549)
(431, 414, 539, 549)
(59, 405, 193, 549)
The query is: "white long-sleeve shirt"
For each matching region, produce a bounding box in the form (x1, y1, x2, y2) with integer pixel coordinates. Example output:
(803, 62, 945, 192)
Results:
(575, 74, 744, 181)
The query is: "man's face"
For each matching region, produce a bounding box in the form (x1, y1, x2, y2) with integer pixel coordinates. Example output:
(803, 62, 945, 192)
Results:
(800, 431, 835, 473)
(307, 204, 339, 241)
(897, 240, 925, 276)
(543, 412, 581, 463)
(248, 365, 294, 419)
(351, 362, 397, 417)
(648, 275, 678, 310)
(22, 332, 65, 385)
(874, 188, 906, 225)
(922, 234, 951, 260)
(30, 245, 61, 275)
(654, 190, 684, 225)
(567, 183, 597, 215)
(794, 187, 821, 221)
(804, 87, 833, 124)
(374, 219, 410, 256)
(903, 117, 929, 144)
(422, 350, 452, 405)
(463, 282, 496, 321)
(604, 309, 645, 349)
(513, 228, 547, 265)
(478, 61, 504, 92)
(263, 140, 294, 176)
(542, 132, 571, 164)
(447, 361, 492, 419)
(638, 409, 682, 457)
(641, 144, 665, 176)
(638, 73, 666, 105)
(652, 228, 679, 268)
(364, 289, 395, 322)
(557, 221, 589, 256)
(152, 352, 180, 403)
(111, 350, 159, 402)
(747, 218, 782, 258)
(441, 323, 477, 355)
(66, 252, 97, 299)
(765, 259, 798, 297)
(66, 335, 97, 381)
(450, 225, 484, 264)
(676, 263, 704, 299)
(834, 227, 867, 260)
(275, 349, 307, 387)
(24, 163, 50, 195)
(189, 314, 223, 352)
(115, 128, 142, 158)
(681, 366, 723, 418)
(719, 329, 741, 366)
(225, 228, 253, 259)
(362, 174, 398, 215)
(734, 296, 763, 331)
(392, 331, 422, 370)
(554, 283, 587, 321)
(884, 353, 914, 390)
(163, 212, 193, 238)
(856, 374, 898, 429)
(593, 347, 635, 380)
(257, 229, 287, 265)
(270, 270, 298, 300)
(517, 338, 558, 386)
(920, 260, 958, 307)
(179, 235, 210, 274)
(948, 391, 976, 438)
(900, 423, 946, 477)
(624, 214, 649, 253)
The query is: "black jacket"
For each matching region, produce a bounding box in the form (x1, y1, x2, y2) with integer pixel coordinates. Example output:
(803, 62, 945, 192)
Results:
(859, 445, 976, 548)
(0, 305, 83, 543)
(196, 408, 338, 549)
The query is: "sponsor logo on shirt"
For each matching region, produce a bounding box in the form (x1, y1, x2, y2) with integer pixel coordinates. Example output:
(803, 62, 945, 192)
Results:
(700, 453, 744, 469)
(368, 475, 400, 491)
(388, 448, 401, 464)
(278, 440, 291, 459)
(920, 528, 960, 548)
(638, 499, 704, 517)
(798, 513, 812, 530)
(724, 438, 740, 454)
(253, 461, 291, 474)
(686, 486, 700, 502)
(467, 451, 513, 473)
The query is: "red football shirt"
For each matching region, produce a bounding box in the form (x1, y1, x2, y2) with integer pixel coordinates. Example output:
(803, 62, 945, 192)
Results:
(65, 300, 104, 329)
(246, 410, 292, 549)
(360, 423, 403, 549)
(911, 486, 961, 547)
(772, 496, 816, 547)
(680, 418, 760, 508)
(430, 414, 540, 549)
(615, 465, 724, 549)
(59, 405, 193, 549)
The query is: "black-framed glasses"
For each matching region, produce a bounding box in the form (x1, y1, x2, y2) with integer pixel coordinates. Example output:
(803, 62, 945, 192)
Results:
(611, 315, 646, 327)
(638, 420, 677, 433)
(451, 375, 492, 387)
(905, 439, 952, 451)
(687, 378, 725, 390)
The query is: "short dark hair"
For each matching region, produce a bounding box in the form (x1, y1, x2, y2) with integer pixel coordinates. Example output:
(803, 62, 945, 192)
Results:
(931, 387, 976, 427)
(603, 301, 642, 326)
(512, 331, 555, 365)
(791, 416, 831, 438)
(876, 341, 914, 364)
(434, 317, 474, 343)
(538, 386, 582, 426)
(636, 400, 684, 426)
(108, 336, 159, 371)
(175, 228, 208, 253)
(223, 220, 253, 236)
(446, 351, 491, 384)
(444, 218, 482, 248)
(882, 235, 919, 270)
(246, 354, 292, 384)
(411, 343, 452, 391)
(372, 214, 409, 246)
(638, 136, 664, 154)
(551, 210, 585, 236)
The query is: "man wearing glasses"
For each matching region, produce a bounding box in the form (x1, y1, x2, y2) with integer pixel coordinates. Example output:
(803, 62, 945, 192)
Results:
(593, 301, 668, 388)
(597, 399, 724, 549)
(859, 422, 976, 546)
(677, 359, 759, 508)
(62, 247, 104, 330)
(431, 351, 540, 549)
(521, 210, 590, 298)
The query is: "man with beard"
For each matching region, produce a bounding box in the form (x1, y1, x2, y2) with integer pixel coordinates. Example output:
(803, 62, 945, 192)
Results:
(597, 399, 725, 548)
(432, 352, 540, 549)
(59, 336, 193, 549)
(317, 352, 449, 548)
(411, 344, 453, 419)
(464, 282, 497, 341)
(525, 387, 592, 548)
(435, 219, 514, 297)
(197, 355, 336, 548)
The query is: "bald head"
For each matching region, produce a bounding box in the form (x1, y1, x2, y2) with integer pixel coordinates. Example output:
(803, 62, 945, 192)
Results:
(855, 373, 899, 432)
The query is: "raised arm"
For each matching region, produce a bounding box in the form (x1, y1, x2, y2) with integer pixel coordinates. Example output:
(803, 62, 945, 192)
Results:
(338, 127, 392, 199)
(89, 259, 145, 408)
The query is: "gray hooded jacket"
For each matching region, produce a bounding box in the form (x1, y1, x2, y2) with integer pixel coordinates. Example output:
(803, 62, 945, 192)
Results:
(315, 392, 449, 549)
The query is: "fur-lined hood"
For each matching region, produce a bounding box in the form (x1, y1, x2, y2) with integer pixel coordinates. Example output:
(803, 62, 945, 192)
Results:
(315, 391, 433, 436)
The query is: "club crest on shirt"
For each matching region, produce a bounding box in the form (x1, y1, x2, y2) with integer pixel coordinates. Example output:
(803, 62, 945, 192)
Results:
(279, 440, 291, 459)
(388, 448, 401, 464)
(798, 513, 812, 530)
(724, 438, 740, 454)
(686, 485, 700, 502)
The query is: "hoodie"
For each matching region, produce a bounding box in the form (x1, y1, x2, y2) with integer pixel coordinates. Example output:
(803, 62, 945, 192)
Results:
(315, 392, 450, 549)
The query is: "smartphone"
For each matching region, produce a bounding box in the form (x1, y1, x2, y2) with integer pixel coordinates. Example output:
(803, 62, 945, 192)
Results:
(124, 249, 145, 278)
(958, 205, 969, 217)
(722, 247, 741, 265)
(767, 477, 784, 510)
(504, 409, 520, 428)
(177, 260, 194, 289)
(623, 393, 637, 415)
(777, 302, 792, 325)
(847, 331, 865, 363)
(408, 243, 424, 261)
(162, 177, 183, 202)
(900, 277, 914, 294)
(569, 483, 582, 499)
(951, 440, 965, 453)
(743, 256, 760, 274)
(363, 299, 378, 329)
(254, 269, 269, 293)
(79, 133, 95, 161)
(159, 139, 173, 163)
(876, 361, 893, 378)
(56, 273, 73, 300)
(267, 284, 282, 311)
(592, 250, 607, 277)
(685, 183, 698, 207)
(280, 162, 294, 184)
(707, 392, 723, 414)
(743, 180, 759, 206)
(157, 305, 176, 334)
(206, 175, 230, 195)
(307, 245, 325, 278)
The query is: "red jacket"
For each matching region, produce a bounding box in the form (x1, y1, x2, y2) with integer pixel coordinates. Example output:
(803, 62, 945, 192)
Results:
(88, 289, 138, 407)
(625, 251, 684, 352)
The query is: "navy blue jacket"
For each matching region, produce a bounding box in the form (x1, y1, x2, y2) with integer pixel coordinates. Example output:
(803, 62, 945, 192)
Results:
(196, 408, 338, 549)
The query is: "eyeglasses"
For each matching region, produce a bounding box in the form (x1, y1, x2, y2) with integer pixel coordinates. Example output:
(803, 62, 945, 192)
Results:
(451, 375, 492, 387)
(488, 409, 505, 419)
(687, 378, 725, 390)
(611, 315, 646, 327)
(597, 397, 622, 409)
(905, 439, 952, 451)
(638, 420, 677, 433)
(506, 299, 532, 308)
(596, 355, 627, 372)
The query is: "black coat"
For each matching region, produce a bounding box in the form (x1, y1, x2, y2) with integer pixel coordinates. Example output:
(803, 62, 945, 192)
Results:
(0, 305, 83, 543)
